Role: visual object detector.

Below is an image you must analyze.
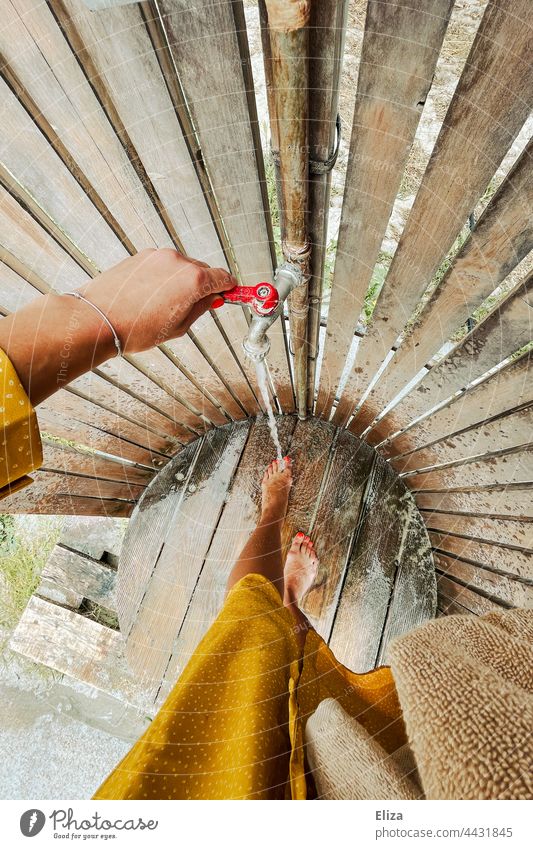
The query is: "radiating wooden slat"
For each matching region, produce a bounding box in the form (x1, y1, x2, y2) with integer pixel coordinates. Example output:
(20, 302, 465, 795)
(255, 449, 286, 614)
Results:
(302, 430, 374, 638)
(125, 422, 249, 695)
(431, 534, 532, 582)
(416, 487, 533, 520)
(306, 0, 348, 411)
(406, 445, 533, 492)
(159, 416, 297, 696)
(332, 0, 533, 427)
(421, 511, 533, 551)
(351, 138, 533, 434)
(435, 553, 532, 607)
(2, 0, 169, 249)
(315, 0, 454, 420)
(0, 470, 135, 516)
(329, 463, 412, 671)
(41, 443, 153, 487)
(383, 352, 532, 464)
(395, 405, 533, 474)
(363, 272, 533, 446)
(437, 574, 507, 616)
(155, 0, 293, 411)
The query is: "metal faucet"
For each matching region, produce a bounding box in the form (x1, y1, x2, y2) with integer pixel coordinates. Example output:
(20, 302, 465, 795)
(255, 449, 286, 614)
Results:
(223, 263, 304, 362)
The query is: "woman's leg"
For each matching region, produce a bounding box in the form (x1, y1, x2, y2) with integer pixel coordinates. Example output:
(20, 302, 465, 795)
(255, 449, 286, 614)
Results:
(225, 458, 319, 647)
(225, 457, 292, 600)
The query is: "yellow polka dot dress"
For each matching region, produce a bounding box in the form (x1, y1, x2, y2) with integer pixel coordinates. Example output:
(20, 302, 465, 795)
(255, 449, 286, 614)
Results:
(93, 575, 405, 800)
(0, 348, 42, 498)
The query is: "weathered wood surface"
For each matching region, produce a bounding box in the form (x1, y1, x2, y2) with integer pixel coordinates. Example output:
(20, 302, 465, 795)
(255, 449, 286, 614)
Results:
(435, 555, 532, 608)
(315, 0, 453, 420)
(437, 574, 508, 616)
(155, 0, 293, 410)
(9, 595, 141, 702)
(381, 352, 532, 462)
(421, 511, 533, 551)
(38, 543, 117, 610)
(405, 445, 533, 492)
(430, 533, 532, 583)
(328, 460, 435, 672)
(117, 417, 434, 701)
(364, 272, 533, 446)
(332, 0, 533, 428)
(417, 487, 533, 521)
(351, 137, 533, 435)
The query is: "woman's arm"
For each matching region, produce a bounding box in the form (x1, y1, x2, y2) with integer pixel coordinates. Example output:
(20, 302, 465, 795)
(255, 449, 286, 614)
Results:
(0, 248, 236, 406)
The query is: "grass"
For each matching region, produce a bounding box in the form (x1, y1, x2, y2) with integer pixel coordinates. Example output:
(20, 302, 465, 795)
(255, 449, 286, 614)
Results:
(0, 516, 62, 648)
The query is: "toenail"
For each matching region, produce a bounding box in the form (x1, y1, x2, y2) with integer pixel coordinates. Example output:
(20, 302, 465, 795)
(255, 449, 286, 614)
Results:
(296, 532, 304, 538)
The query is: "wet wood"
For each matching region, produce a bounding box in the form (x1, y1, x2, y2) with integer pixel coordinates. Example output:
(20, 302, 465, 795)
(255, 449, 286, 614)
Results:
(352, 137, 533, 434)
(405, 446, 533, 492)
(39, 543, 117, 610)
(328, 459, 435, 672)
(435, 554, 530, 608)
(334, 0, 533, 428)
(124, 423, 250, 695)
(381, 352, 532, 462)
(302, 430, 374, 638)
(0, 470, 134, 516)
(315, 0, 453, 420)
(416, 487, 533, 521)
(364, 272, 533, 447)
(421, 511, 533, 551)
(431, 533, 532, 583)
(159, 416, 297, 697)
(437, 575, 505, 616)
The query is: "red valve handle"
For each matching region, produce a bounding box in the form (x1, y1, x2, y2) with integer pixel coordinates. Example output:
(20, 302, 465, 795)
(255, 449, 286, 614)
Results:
(222, 282, 279, 316)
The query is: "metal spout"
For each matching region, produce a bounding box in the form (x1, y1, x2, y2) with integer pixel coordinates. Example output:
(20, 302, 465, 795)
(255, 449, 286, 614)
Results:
(243, 263, 303, 362)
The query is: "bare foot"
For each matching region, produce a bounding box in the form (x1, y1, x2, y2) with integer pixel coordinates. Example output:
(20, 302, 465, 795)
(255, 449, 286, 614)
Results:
(284, 532, 319, 607)
(261, 457, 292, 523)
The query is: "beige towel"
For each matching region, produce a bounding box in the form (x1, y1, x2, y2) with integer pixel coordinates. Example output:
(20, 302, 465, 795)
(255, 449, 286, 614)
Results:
(306, 608, 533, 800)
(306, 698, 423, 799)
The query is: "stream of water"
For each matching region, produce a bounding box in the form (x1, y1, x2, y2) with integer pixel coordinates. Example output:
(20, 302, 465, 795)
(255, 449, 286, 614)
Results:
(254, 359, 284, 469)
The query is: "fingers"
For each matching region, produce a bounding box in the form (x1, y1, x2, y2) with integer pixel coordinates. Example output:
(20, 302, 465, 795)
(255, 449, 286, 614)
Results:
(204, 266, 238, 294)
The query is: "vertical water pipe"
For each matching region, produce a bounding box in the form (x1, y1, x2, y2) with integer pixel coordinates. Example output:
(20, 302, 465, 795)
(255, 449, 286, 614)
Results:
(262, 0, 311, 419)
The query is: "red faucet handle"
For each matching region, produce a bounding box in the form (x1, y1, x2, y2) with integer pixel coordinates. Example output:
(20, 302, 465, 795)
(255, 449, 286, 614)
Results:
(222, 282, 279, 316)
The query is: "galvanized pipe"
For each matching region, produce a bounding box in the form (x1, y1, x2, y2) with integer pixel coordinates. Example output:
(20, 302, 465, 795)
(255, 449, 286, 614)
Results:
(262, 0, 311, 419)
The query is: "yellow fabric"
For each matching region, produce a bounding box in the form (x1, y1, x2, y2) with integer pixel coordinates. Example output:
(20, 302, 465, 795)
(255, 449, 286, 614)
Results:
(0, 348, 42, 499)
(93, 574, 405, 800)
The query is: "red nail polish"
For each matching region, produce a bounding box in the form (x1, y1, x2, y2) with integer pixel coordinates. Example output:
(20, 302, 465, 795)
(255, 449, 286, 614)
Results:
(296, 532, 304, 538)
(212, 297, 225, 308)
(284, 456, 291, 461)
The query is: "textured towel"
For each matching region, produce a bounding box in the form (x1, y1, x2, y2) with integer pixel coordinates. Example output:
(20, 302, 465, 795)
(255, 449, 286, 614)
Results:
(306, 608, 533, 800)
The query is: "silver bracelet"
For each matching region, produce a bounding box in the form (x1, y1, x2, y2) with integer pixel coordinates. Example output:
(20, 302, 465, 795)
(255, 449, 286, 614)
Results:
(64, 291, 123, 357)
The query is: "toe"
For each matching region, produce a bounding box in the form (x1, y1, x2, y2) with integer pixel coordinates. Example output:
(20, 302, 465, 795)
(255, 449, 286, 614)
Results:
(292, 532, 305, 550)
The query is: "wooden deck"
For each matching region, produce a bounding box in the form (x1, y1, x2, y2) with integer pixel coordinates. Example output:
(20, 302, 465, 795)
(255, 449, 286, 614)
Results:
(117, 417, 436, 705)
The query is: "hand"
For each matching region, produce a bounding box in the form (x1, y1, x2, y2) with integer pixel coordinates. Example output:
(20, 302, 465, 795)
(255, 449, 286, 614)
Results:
(78, 248, 237, 354)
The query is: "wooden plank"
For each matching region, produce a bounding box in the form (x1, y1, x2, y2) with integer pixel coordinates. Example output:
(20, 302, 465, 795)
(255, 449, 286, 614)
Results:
(435, 553, 532, 608)
(363, 272, 533, 446)
(394, 405, 533, 474)
(156, 0, 293, 410)
(0, 470, 134, 515)
(315, 0, 454, 419)
(2, 0, 169, 249)
(416, 487, 533, 520)
(382, 352, 532, 462)
(39, 543, 117, 610)
(328, 462, 409, 672)
(9, 595, 139, 701)
(41, 442, 153, 487)
(116, 437, 204, 637)
(302, 430, 374, 638)
(431, 533, 532, 582)
(58, 0, 225, 263)
(437, 574, 508, 615)
(405, 445, 533, 492)
(377, 507, 436, 665)
(421, 511, 533, 551)
(280, 418, 337, 559)
(351, 137, 533, 434)
(37, 401, 166, 470)
(159, 415, 297, 696)
(0, 76, 128, 271)
(332, 0, 533, 427)
(124, 422, 249, 695)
